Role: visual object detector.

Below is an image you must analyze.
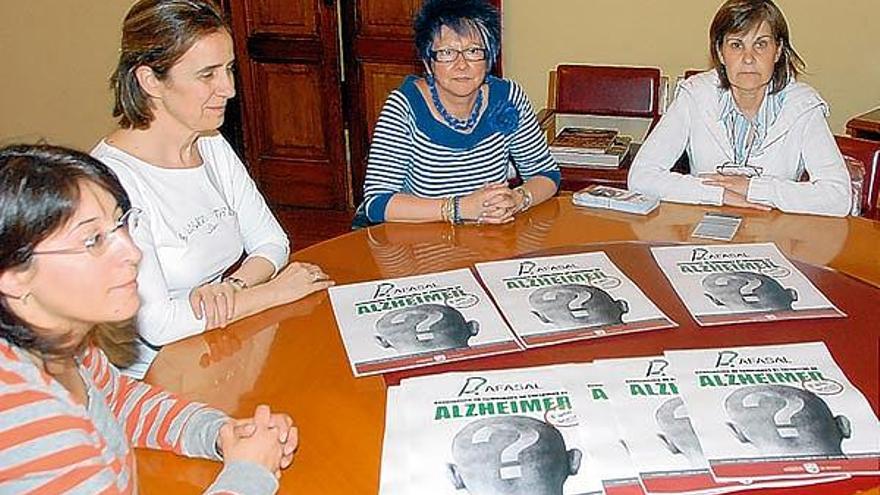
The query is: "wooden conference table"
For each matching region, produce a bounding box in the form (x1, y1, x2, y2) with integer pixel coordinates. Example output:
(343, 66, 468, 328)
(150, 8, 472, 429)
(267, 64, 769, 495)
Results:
(137, 196, 880, 494)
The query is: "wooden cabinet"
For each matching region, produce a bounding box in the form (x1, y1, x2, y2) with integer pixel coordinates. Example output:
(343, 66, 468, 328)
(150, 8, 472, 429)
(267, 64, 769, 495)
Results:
(228, 0, 348, 210)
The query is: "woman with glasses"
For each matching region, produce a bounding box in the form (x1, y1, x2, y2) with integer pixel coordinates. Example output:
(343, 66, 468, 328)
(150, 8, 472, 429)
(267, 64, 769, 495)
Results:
(0, 144, 295, 493)
(628, 0, 851, 217)
(358, 0, 560, 226)
(92, 0, 333, 378)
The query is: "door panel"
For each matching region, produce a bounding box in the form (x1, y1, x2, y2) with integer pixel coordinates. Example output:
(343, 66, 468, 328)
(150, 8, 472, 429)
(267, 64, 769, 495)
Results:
(229, 0, 348, 210)
(250, 0, 316, 35)
(362, 63, 417, 137)
(256, 64, 325, 157)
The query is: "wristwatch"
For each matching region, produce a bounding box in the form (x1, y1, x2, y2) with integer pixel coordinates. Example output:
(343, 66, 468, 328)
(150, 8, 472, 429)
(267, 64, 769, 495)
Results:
(225, 276, 248, 292)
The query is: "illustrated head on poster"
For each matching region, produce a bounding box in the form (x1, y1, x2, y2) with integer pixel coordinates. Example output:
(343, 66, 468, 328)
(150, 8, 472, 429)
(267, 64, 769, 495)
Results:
(725, 384, 851, 456)
(447, 415, 582, 495)
(529, 284, 628, 328)
(375, 303, 479, 352)
(655, 397, 705, 467)
(702, 271, 798, 311)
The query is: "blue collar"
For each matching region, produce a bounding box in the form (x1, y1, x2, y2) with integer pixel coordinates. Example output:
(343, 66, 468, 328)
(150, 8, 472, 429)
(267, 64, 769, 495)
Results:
(400, 75, 514, 149)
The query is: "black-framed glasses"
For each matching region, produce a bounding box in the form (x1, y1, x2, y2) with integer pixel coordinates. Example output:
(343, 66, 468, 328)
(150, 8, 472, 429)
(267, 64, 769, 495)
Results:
(33, 207, 143, 258)
(429, 47, 488, 63)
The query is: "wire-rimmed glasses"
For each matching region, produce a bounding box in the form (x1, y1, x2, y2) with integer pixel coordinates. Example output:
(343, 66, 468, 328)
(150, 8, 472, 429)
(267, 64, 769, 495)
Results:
(32, 207, 143, 257)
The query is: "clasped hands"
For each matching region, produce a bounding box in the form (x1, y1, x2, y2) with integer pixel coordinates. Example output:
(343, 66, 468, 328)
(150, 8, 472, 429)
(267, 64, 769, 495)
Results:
(700, 173, 771, 211)
(459, 183, 526, 224)
(218, 404, 297, 478)
(190, 261, 334, 329)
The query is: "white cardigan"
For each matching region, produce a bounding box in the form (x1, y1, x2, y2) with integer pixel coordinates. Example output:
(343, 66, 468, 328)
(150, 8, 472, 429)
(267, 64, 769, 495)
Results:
(628, 71, 851, 217)
(93, 134, 289, 378)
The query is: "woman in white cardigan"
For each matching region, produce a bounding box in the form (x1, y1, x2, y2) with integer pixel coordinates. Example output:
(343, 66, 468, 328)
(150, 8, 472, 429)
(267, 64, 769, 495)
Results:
(629, 0, 851, 217)
(93, 0, 334, 378)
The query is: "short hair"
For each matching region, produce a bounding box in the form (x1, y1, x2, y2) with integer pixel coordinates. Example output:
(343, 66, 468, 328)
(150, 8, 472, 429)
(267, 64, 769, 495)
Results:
(0, 144, 133, 360)
(111, 0, 229, 129)
(414, 0, 501, 72)
(709, 0, 805, 93)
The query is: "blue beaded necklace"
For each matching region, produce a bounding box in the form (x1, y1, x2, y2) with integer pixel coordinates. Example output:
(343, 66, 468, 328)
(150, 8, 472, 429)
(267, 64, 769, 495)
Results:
(427, 75, 484, 131)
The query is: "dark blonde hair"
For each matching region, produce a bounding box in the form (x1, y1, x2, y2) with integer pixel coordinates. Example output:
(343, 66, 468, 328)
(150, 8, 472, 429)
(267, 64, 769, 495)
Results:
(111, 0, 229, 129)
(710, 0, 805, 93)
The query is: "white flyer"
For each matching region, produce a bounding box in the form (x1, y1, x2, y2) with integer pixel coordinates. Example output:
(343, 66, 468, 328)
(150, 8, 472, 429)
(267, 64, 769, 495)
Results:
(560, 363, 647, 495)
(475, 252, 675, 347)
(667, 342, 880, 480)
(596, 356, 744, 493)
(386, 365, 605, 495)
(651, 243, 844, 326)
(328, 268, 522, 376)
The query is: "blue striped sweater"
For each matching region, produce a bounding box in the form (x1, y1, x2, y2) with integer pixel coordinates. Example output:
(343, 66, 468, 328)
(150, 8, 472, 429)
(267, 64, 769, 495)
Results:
(363, 75, 560, 222)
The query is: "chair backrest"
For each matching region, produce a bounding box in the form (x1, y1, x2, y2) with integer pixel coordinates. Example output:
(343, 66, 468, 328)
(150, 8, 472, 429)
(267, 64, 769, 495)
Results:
(835, 135, 880, 218)
(683, 69, 704, 80)
(554, 64, 662, 125)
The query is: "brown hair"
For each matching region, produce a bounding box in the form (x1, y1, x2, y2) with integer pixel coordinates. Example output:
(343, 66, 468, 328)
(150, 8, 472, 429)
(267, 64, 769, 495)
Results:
(0, 144, 138, 366)
(709, 0, 805, 93)
(111, 0, 229, 129)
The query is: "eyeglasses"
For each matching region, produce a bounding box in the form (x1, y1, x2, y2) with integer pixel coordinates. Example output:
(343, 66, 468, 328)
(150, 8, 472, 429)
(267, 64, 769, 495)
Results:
(32, 207, 143, 258)
(716, 119, 763, 177)
(429, 47, 488, 63)
(715, 162, 764, 178)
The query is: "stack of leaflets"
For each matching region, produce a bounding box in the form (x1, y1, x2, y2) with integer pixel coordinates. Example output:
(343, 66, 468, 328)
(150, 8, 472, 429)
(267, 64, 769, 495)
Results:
(667, 342, 880, 481)
(475, 252, 675, 347)
(380, 341, 877, 494)
(651, 243, 845, 326)
(380, 365, 606, 495)
(596, 356, 746, 494)
(550, 127, 633, 168)
(328, 268, 523, 376)
(572, 185, 660, 215)
(330, 253, 677, 377)
(560, 363, 647, 495)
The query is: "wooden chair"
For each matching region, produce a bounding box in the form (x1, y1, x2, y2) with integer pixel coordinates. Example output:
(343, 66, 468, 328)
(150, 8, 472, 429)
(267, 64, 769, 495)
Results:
(835, 135, 880, 219)
(537, 64, 663, 134)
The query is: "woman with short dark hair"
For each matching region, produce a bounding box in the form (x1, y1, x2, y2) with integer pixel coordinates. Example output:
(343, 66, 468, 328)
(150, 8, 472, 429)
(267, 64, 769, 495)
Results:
(0, 144, 295, 493)
(629, 0, 851, 217)
(94, 0, 333, 378)
(359, 0, 560, 225)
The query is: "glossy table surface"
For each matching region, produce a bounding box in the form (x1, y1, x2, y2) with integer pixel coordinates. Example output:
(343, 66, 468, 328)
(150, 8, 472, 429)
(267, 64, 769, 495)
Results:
(137, 196, 880, 494)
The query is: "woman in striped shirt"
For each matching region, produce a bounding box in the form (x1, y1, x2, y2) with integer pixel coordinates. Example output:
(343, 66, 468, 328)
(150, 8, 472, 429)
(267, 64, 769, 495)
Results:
(360, 0, 560, 225)
(0, 145, 295, 494)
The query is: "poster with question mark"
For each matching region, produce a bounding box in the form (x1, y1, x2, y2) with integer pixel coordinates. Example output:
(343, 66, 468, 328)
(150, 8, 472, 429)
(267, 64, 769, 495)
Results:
(666, 342, 880, 481)
(328, 268, 523, 377)
(380, 365, 605, 495)
(475, 251, 675, 348)
(651, 243, 844, 326)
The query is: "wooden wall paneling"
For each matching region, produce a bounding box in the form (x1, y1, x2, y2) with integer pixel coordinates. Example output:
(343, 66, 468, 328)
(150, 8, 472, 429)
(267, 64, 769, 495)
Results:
(229, 0, 349, 210)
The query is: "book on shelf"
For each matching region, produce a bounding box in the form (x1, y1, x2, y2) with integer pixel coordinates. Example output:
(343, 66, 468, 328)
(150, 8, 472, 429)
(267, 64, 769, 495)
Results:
(549, 127, 633, 168)
(572, 185, 660, 215)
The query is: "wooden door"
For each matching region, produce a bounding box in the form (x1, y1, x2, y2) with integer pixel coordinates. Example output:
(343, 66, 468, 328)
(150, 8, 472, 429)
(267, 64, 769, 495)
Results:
(228, 0, 349, 210)
(342, 0, 502, 206)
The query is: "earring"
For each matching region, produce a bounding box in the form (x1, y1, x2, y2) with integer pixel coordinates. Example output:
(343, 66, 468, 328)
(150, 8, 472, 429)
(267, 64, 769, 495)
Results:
(21, 292, 32, 306)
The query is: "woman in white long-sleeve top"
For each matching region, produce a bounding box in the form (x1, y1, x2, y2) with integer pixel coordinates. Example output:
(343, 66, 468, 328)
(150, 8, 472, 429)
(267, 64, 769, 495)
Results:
(92, 0, 334, 378)
(628, 0, 851, 217)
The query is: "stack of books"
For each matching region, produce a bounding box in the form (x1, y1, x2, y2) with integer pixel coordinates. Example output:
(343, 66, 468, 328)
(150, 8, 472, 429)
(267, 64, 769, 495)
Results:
(549, 127, 633, 168)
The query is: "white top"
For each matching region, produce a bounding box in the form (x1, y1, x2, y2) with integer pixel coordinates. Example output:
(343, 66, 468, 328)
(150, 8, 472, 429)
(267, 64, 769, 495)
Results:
(628, 71, 851, 217)
(92, 134, 289, 377)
